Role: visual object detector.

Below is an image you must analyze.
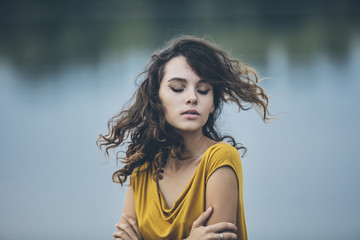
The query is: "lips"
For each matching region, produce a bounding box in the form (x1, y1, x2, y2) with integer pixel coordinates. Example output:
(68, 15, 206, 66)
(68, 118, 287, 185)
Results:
(181, 109, 200, 115)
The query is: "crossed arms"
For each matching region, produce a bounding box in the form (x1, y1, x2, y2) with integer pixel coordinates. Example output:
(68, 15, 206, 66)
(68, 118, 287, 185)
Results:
(113, 166, 239, 240)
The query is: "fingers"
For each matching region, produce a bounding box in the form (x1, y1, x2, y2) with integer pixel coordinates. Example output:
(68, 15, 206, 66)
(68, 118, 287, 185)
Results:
(114, 214, 142, 240)
(210, 232, 237, 240)
(113, 228, 131, 240)
(122, 213, 142, 237)
(192, 207, 213, 227)
(115, 222, 138, 240)
(206, 222, 237, 234)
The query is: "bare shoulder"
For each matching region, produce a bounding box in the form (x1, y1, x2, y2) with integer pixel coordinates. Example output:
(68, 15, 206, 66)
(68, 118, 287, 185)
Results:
(205, 165, 238, 225)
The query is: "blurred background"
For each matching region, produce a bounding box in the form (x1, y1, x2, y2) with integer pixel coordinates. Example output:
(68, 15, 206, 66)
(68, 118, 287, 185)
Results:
(1, 0, 359, 239)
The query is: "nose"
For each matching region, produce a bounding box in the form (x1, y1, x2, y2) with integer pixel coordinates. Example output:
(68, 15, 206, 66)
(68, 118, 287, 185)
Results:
(186, 91, 198, 105)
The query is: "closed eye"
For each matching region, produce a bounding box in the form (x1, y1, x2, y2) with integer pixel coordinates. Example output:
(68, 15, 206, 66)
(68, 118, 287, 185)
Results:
(170, 87, 183, 93)
(197, 89, 210, 95)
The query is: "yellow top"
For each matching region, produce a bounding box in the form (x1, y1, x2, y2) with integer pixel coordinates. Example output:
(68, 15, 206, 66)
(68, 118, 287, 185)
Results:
(130, 142, 247, 240)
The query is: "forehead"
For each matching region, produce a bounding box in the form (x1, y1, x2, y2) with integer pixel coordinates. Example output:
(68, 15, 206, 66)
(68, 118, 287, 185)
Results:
(163, 56, 200, 81)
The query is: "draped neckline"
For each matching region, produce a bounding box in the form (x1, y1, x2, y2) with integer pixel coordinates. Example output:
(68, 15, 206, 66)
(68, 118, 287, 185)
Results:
(156, 142, 227, 213)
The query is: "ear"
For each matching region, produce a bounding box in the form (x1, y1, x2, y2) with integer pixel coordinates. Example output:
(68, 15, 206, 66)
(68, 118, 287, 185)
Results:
(210, 104, 215, 113)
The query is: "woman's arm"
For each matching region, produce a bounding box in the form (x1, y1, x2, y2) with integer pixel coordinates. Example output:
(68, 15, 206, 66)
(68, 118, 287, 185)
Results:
(205, 166, 238, 225)
(113, 186, 143, 240)
(122, 185, 137, 218)
(114, 171, 238, 240)
(185, 166, 239, 240)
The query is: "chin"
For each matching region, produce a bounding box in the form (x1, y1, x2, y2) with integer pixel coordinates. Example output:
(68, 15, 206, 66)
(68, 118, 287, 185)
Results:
(170, 121, 207, 134)
(174, 126, 204, 134)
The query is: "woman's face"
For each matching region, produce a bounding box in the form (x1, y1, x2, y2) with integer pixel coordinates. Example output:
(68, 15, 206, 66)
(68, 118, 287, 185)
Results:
(159, 56, 214, 135)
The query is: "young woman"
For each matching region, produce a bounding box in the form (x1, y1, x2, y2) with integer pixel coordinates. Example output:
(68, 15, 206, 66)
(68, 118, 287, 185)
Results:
(98, 35, 270, 240)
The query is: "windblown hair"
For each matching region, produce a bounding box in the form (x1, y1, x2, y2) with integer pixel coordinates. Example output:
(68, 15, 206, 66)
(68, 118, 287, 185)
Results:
(97, 35, 271, 185)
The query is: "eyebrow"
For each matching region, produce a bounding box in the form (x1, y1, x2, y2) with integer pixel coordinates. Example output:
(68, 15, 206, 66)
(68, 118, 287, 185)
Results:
(167, 77, 209, 84)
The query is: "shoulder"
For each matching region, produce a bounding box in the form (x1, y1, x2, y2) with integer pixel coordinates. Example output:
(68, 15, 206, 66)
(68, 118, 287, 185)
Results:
(204, 142, 242, 181)
(130, 161, 152, 186)
(206, 142, 241, 166)
(211, 142, 240, 157)
(205, 143, 240, 225)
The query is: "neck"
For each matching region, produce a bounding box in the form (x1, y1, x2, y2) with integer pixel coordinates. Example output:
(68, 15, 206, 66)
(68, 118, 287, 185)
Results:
(182, 131, 208, 156)
(166, 129, 215, 171)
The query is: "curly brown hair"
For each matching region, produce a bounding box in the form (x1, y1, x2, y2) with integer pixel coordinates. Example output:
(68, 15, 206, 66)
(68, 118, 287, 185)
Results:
(97, 35, 271, 185)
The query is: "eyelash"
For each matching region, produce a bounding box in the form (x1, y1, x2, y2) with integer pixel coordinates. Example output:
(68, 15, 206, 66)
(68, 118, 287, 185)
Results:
(170, 87, 183, 93)
(170, 87, 210, 95)
(198, 89, 209, 95)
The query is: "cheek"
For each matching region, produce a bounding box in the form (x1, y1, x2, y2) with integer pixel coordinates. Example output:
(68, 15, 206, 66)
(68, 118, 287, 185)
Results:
(160, 96, 175, 119)
(207, 96, 215, 113)
(160, 93, 171, 110)
(158, 88, 168, 110)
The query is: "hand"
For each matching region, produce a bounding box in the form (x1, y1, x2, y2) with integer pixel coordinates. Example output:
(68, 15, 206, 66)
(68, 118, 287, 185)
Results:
(113, 213, 143, 240)
(185, 207, 237, 240)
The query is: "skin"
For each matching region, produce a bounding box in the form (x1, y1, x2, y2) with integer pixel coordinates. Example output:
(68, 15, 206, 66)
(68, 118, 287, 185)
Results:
(113, 56, 239, 240)
(158, 55, 215, 136)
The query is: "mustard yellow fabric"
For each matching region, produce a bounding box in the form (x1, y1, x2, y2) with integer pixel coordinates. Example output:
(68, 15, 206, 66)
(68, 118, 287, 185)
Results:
(130, 142, 247, 240)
